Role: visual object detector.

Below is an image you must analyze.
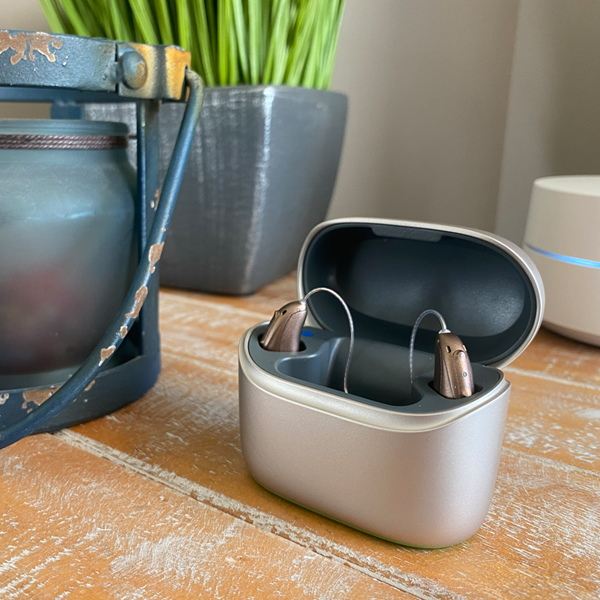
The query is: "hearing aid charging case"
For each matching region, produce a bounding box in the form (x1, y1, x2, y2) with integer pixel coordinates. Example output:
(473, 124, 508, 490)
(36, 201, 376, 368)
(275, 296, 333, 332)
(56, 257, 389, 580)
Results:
(238, 218, 544, 548)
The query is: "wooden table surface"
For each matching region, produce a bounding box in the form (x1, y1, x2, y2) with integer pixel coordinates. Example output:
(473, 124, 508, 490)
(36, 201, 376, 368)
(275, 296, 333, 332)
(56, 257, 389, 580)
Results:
(2, 272, 600, 599)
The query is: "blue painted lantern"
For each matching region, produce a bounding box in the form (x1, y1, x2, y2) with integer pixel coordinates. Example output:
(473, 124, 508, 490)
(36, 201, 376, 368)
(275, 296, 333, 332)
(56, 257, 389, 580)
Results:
(0, 31, 204, 449)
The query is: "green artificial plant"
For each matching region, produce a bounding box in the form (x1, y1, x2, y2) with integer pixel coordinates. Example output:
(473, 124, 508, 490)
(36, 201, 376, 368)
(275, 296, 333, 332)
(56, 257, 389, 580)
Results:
(39, 0, 346, 89)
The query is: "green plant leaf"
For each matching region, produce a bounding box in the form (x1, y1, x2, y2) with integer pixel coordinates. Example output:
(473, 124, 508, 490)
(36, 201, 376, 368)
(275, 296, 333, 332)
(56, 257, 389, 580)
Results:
(129, 0, 160, 44)
(217, 0, 229, 84)
(54, 0, 92, 37)
(192, 0, 217, 85)
(248, 0, 262, 84)
(107, 0, 135, 41)
(321, 0, 346, 88)
(263, 0, 289, 85)
(38, 0, 70, 34)
(231, 0, 249, 81)
(285, 0, 319, 86)
(175, 0, 192, 50)
(36, 0, 346, 89)
(229, 16, 239, 85)
(155, 0, 175, 44)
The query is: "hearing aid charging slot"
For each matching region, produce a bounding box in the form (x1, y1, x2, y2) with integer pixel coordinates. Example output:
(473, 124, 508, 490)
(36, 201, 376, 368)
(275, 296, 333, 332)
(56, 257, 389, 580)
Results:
(249, 325, 502, 413)
(257, 334, 306, 352)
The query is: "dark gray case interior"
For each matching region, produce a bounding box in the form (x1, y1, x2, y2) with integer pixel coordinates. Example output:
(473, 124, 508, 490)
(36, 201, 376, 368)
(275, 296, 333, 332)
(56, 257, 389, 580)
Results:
(249, 222, 538, 413)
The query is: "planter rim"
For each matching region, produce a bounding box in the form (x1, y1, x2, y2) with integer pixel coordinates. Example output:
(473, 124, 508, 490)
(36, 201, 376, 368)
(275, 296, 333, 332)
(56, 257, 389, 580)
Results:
(85, 86, 347, 107)
(202, 85, 347, 101)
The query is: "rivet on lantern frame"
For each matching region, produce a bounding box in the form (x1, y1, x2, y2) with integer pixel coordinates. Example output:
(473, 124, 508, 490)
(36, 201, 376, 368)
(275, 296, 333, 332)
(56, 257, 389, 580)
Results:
(0, 30, 204, 449)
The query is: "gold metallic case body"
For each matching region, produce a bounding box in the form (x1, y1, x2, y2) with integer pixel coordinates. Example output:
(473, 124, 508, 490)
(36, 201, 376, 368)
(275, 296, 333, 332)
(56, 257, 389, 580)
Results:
(238, 219, 544, 547)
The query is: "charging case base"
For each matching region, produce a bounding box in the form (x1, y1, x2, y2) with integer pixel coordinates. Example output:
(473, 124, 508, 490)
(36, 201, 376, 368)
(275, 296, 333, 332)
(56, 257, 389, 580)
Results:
(238, 218, 544, 547)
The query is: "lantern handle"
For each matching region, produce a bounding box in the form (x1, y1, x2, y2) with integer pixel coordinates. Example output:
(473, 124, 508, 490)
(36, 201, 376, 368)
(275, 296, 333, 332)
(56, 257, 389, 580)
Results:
(0, 69, 204, 450)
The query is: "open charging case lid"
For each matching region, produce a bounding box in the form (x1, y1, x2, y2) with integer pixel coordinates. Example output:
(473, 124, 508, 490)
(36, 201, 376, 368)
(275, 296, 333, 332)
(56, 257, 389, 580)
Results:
(298, 218, 545, 369)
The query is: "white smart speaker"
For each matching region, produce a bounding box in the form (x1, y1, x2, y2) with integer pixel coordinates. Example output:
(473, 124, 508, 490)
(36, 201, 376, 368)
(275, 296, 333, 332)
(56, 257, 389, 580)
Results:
(524, 176, 600, 346)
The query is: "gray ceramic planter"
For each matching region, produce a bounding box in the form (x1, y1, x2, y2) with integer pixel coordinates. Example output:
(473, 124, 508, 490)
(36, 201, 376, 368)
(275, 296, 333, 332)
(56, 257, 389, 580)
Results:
(84, 86, 347, 295)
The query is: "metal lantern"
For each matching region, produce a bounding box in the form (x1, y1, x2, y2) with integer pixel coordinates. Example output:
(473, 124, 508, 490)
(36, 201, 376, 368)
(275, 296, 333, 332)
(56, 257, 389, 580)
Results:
(0, 30, 204, 449)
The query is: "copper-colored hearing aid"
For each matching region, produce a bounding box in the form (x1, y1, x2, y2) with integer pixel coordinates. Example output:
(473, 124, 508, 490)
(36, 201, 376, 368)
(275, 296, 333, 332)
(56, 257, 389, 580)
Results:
(433, 331, 475, 399)
(258, 287, 355, 394)
(259, 300, 307, 353)
(409, 309, 475, 400)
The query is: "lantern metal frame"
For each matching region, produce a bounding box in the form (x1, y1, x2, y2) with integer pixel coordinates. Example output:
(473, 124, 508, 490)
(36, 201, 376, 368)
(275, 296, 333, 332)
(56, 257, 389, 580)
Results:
(0, 31, 204, 449)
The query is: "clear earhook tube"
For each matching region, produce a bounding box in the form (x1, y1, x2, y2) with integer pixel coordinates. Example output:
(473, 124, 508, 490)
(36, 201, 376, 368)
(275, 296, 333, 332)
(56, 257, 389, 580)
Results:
(304, 287, 355, 394)
(409, 309, 448, 384)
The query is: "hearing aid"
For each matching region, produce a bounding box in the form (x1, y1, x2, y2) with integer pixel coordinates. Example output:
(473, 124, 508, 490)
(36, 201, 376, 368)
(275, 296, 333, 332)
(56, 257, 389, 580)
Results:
(409, 309, 474, 400)
(260, 300, 307, 353)
(433, 331, 475, 399)
(259, 287, 355, 394)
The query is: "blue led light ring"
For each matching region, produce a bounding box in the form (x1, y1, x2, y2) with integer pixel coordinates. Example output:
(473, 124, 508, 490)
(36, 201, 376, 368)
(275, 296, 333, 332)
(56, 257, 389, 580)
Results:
(526, 244, 600, 269)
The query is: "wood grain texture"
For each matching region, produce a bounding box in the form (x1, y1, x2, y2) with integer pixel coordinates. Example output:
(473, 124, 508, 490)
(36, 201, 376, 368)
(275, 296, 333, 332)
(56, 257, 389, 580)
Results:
(0, 434, 412, 600)
(161, 272, 295, 317)
(57, 275, 600, 599)
(505, 371, 600, 470)
(510, 327, 600, 390)
(56, 426, 600, 600)
(5, 272, 600, 599)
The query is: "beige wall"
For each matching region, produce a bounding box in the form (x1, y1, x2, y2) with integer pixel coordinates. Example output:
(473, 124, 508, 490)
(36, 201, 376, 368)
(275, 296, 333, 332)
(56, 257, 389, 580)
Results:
(1, 0, 47, 29)
(0, 0, 49, 119)
(496, 0, 600, 244)
(329, 0, 520, 230)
